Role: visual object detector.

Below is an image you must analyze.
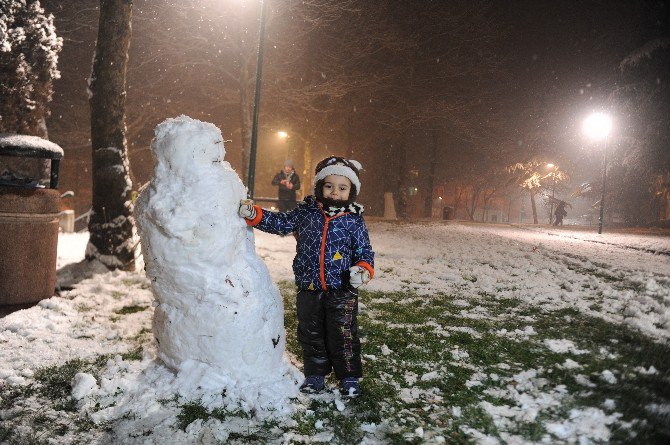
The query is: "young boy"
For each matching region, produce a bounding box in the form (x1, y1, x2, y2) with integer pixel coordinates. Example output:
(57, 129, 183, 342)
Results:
(239, 156, 374, 397)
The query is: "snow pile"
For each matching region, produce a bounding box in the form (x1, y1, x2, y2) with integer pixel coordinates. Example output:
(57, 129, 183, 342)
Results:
(543, 339, 589, 355)
(134, 115, 298, 414)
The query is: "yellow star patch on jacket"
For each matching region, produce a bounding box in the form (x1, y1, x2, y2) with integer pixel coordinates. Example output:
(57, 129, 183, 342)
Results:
(308, 283, 315, 290)
(333, 251, 343, 261)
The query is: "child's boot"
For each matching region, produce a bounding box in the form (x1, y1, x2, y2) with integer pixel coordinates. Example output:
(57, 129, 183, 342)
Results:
(300, 375, 325, 394)
(340, 377, 361, 398)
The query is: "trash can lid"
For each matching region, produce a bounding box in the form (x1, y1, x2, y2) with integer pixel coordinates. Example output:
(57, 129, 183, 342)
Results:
(0, 133, 64, 160)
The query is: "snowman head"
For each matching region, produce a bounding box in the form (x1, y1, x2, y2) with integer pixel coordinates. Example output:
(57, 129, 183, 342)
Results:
(151, 115, 225, 178)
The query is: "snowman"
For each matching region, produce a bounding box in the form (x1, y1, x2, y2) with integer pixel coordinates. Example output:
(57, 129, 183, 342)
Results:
(135, 115, 297, 410)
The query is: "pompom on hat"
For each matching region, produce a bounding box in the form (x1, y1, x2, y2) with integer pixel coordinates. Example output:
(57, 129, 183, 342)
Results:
(313, 156, 362, 194)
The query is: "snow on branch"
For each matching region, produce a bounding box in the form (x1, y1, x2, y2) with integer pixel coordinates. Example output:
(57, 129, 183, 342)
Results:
(619, 38, 670, 71)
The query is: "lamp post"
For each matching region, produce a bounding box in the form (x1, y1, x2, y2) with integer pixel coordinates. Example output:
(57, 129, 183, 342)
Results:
(583, 112, 612, 234)
(246, 0, 267, 199)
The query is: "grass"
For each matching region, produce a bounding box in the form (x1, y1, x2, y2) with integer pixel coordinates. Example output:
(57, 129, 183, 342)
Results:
(0, 349, 142, 444)
(2, 279, 669, 444)
(114, 304, 148, 315)
(273, 282, 670, 444)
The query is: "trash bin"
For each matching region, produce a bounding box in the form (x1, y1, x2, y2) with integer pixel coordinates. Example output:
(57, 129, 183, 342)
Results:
(0, 133, 64, 307)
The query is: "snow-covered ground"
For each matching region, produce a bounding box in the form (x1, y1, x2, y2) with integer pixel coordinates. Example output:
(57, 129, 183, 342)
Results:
(1, 221, 669, 444)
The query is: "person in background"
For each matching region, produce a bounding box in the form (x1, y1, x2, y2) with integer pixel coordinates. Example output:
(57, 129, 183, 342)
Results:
(553, 200, 568, 226)
(272, 160, 301, 212)
(240, 156, 374, 397)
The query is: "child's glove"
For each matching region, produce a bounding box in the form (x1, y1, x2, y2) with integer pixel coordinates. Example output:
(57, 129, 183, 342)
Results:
(239, 199, 257, 220)
(349, 266, 371, 288)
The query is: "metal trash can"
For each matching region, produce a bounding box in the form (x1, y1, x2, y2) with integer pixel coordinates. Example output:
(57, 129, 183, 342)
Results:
(0, 133, 64, 307)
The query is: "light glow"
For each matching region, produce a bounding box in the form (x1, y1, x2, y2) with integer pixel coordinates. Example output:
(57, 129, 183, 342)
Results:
(583, 112, 612, 141)
(277, 131, 288, 139)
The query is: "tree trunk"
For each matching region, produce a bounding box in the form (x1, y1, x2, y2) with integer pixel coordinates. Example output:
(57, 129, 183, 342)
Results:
(395, 139, 408, 219)
(466, 186, 481, 221)
(507, 194, 514, 223)
(453, 185, 463, 220)
(346, 96, 354, 159)
(87, 0, 135, 271)
(482, 188, 495, 222)
(303, 139, 312, 189)
(530, 189, 538, 224)
(423, 130, 438, 218)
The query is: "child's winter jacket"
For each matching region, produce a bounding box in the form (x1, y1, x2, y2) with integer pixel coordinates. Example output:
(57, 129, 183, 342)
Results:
(245, 196, 374, 291)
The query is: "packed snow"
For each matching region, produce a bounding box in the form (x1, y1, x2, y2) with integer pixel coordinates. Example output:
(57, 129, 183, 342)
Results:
(134, 116, 297, 414)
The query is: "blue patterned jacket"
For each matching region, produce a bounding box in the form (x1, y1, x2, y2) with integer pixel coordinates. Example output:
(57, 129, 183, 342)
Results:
(246, 196, 374, 291)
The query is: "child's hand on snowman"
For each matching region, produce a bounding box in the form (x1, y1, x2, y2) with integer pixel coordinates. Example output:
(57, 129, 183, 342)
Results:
(349, 266, 371, 288)
(238, 199, 257, 220)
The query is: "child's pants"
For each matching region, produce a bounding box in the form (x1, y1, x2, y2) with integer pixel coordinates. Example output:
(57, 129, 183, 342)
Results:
(296, 288, 362, 379)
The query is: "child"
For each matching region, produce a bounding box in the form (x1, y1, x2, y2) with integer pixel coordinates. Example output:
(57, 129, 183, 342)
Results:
(239, 156, 374, 397)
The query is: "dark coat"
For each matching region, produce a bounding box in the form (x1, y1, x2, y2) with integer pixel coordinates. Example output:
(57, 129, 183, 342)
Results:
(246, 196, 374, 291)
(272, 170, 300, 202)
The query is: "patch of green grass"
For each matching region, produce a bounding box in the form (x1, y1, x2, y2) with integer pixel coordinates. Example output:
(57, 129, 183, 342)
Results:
(114, 305, 147, 315)
(75, 303, 93, 312)
(176, 399, 254, 432)
(277, 281, 300, 357)
(0, 426, 13, 442)
(176, 400, 210, 431)
(227, 431, 267, 442)
(33, 358, 89, 401)
(120, 346, 143, 361)
(0, 384, 34, 410)
(157, 394, 180, 407)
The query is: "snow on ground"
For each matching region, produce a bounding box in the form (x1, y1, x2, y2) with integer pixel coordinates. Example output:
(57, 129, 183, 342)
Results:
(1, 221, 669, 443)
(368, 222, 670, 341)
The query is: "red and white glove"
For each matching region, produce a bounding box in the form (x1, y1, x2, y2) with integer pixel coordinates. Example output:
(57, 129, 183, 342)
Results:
(238, 199, 257, 220)
(349, 266, 371, 288)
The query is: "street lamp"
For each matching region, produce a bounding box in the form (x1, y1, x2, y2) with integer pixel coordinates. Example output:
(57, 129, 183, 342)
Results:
(583, 112, 612, 234)
(277, 130, 290, 159)
(246, 0, 268, 199)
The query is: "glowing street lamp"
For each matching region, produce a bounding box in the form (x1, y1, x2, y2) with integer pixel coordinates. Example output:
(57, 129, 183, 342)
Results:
(583, 112, 612, 234)
(277, 130, 290, 158)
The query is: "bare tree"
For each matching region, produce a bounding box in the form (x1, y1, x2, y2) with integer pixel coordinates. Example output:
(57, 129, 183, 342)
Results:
(87, 0, 136, 270)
